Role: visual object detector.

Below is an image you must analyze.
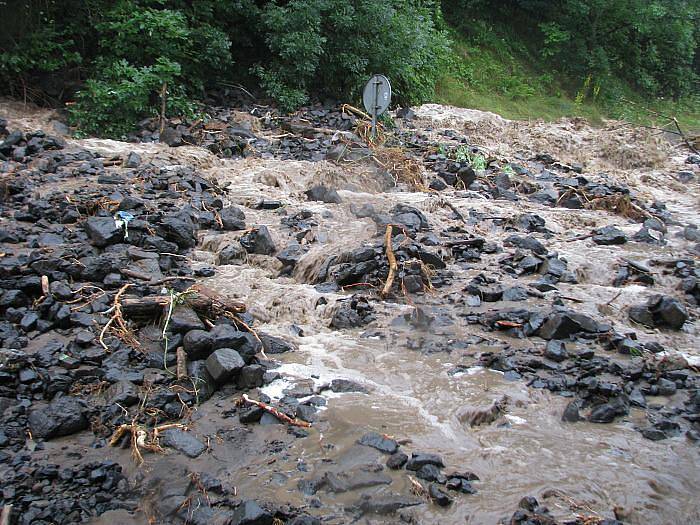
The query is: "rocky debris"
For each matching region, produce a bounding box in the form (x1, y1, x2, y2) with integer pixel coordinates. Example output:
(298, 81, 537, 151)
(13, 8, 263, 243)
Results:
(592, 225, 627, 245)
(305, 185, 342, 203)
(1, 100, 699, 523)
(386, 451, 409, 469)
(538, 311, 609, 340)
(330, 295, 375, 329)
(358, 431, 399, 454)
(0, 123, 308, 524)
(85, 216, 124, 247)
(231, 500, 274, 525)
(240, 226, 277, 255)
(206, 348, 246, 383)
(27, 396, 88, 439)
(429, 483, 452, 506)
(0, 460, 135, 524)
(457, 396, 507, 427)
(405, 452, 445, 471)
(219, 206, 247, 231)
(629, 295, 689, 329)
(349, 493, 422, 515)
(160, 429, 207, 458)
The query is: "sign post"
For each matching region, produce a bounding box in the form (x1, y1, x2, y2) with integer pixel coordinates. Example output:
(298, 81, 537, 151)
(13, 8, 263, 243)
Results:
(362, 74, 391, 139)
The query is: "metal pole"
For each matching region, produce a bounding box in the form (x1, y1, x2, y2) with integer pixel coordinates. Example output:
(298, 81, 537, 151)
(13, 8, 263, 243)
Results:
(372, 79, 380, 139)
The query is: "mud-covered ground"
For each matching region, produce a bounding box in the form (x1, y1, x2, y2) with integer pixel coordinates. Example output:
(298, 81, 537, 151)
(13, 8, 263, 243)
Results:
(1, 98, 698, 525)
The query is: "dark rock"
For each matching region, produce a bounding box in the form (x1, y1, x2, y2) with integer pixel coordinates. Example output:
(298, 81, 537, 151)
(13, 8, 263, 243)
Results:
(538, 311, 604, 339)
(593, 226, 627, 245)
(218, 242, 247, 264)
(169, 306, 205, 333)
(545, 340, 568, 362)
(230, 501, 273, 525)
(416, 464, 446, 484)
(84, 216, 123, 247)
(206, 348, 245, 383)
(515, 213, 547, 233)
(330, 378, 368, 393)
(240, 226, 276, 255)
(519, 496, 539, 512)
(588, 396, 629, 423)
(187, 361, 217, 401)
(502, 286, 528, 302)
(429, 178, 447, 191)
(446, 477, 477, 494)
(396, 107, 415, 120)
(161, 429, 206, 458)
(504, 235, 547, 255)
(305, 185, 342, 203)
(358, 431, 399, 454)
(628, 305, 655, 327)
(386, 451, 408, 469)
(641, 427, 668, 441)
(656, 378, 677, 396)
(260, 333, 295, 354)
(353, 493, 422, 514)
(428, 483, 452, 506)
(277, 243, 306, 267)
(125, 152, 141, 168)
(405, 452, 445, 471)
(183, 330, 214, 359)
(160, 127, 183, 147)
(237, 365, 265, 389)
(27, 396, 88, 439)
(239, 405, 264, 424)
(219, 206, 246, 230)
(160, 215, 196, 249)
(561, 400, 581, 422)
(629, 295, 688, 330)
(456, 166, 476, 187)
(105, 380, 139, 407)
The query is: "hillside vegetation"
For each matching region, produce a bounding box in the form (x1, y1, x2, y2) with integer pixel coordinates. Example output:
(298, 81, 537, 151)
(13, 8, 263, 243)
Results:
(1, 0, 698, 136)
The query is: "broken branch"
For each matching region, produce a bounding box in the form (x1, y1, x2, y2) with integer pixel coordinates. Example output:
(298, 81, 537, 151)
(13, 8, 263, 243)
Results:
(381, 224, 398, 297)
(241, 394, 311, 428)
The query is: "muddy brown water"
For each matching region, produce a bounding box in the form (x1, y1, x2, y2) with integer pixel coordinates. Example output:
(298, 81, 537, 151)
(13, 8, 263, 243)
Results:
(14, 104, 700, 524)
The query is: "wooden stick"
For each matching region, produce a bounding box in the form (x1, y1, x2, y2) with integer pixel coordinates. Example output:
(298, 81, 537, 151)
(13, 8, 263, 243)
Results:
(159, 81, 167, 135)
(381, 224, 397, 297)
(242, 394, 311, 428)
(176, 347, 187, 380)
(1, 504, 13, 525)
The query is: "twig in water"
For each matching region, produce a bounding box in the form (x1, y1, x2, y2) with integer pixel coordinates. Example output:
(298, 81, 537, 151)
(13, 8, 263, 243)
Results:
(241, 394, 311, 428)
(381, 224, 398, 297)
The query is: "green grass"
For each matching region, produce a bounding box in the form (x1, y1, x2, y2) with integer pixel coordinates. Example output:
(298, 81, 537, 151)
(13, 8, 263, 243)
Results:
(436, 29, 700, 132)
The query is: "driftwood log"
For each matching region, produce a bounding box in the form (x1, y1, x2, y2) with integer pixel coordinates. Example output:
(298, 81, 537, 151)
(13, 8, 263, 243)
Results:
(120, 285, 245, 321)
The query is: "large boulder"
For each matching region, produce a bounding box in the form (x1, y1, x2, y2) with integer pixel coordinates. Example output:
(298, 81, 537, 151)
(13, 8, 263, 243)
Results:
(27, 396, 88, 439)
(84, 216, 123, 247)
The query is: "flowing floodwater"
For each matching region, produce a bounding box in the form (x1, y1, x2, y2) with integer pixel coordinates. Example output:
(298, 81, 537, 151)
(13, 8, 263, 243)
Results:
(10, 100, 695, 524)
(174, 106, 700, 524)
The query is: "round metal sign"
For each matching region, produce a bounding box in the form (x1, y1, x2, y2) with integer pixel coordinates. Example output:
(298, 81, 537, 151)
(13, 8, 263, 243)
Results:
(362, 74, 392, 117)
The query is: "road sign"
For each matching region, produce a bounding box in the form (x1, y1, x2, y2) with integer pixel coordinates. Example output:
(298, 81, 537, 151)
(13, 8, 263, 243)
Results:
(362, 74, 391, 138)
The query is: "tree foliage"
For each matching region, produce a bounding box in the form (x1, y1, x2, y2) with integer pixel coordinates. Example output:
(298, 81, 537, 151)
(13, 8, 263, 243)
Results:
(443, 0, 700, 99)
(0, 0, 697, 136)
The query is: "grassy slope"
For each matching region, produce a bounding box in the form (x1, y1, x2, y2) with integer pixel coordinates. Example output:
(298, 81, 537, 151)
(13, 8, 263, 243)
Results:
(436, 29, 700, 132)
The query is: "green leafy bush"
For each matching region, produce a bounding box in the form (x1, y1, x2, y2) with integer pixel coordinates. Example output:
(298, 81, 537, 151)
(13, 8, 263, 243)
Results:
(254, 0, 451, 110)
(70, 58, 195, 138)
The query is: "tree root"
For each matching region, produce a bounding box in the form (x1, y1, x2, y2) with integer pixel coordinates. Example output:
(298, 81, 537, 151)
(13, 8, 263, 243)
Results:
(99, 284, 139, 351)
(109, 420, 188, 464)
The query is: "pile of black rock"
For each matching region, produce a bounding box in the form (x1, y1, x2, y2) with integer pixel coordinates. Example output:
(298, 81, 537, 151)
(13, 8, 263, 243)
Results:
(0, 121, 320, 524)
